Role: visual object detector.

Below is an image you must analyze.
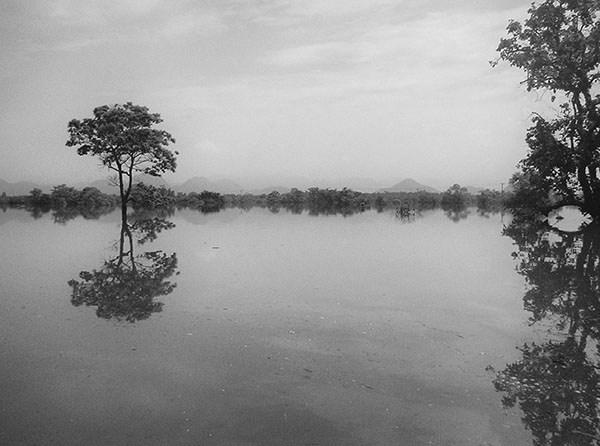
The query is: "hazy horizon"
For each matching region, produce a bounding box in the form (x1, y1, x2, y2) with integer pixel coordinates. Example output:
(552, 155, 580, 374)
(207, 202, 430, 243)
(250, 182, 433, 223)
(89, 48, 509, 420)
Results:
(1, 0, 542, 190)
(0, 171, 506, 193)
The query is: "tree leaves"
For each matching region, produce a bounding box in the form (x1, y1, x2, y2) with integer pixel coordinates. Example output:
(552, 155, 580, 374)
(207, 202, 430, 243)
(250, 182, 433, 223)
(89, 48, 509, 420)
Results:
(498, 0, 600, 218)
(66, 103, 177, 206)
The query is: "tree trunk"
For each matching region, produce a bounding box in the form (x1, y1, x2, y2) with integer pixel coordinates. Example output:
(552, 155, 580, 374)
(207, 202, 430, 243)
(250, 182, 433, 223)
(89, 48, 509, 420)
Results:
(117, 219, 126, 266)
(577, 164, 600, 219)
(119, 175, 128, 222)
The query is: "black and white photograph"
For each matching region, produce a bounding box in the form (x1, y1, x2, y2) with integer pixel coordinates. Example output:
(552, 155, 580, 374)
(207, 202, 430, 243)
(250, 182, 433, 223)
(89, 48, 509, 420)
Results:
(1, 1, 599, 444)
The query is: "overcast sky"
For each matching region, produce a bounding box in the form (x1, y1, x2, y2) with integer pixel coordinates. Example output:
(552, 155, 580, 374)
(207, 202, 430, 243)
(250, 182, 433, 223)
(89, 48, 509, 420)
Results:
(0, 0, 540, 190)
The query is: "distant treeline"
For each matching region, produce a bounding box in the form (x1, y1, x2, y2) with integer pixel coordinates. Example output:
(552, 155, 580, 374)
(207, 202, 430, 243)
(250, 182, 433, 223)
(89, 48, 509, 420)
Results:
(1, 182, 506, 220)
(222, 185, 505, 216)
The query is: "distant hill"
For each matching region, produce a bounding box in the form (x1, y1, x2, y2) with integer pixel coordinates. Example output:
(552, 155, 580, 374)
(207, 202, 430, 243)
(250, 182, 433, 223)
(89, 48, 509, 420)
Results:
(341, 177, 380, 192)
(463, 185, 483, 194)
(4, 175, 502, 197)
(72, 178, 116, 194)
(1, 175, 245, 196)
(379, 178, 439, 193)
(312, 177, 380, 192)
(0, 179, 49, 195)
(249, 186, 292, 195)
(173, 176, 212, 193)
(212, 179, 244, 194)
(173, 176, 244, 194)
(133, 175, 170, 188)
(73, 175, 169, 194)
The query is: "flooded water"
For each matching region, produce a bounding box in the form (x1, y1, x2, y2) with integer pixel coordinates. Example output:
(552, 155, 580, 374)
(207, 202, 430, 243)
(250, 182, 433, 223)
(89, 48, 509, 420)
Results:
(0, 206, 580, 445)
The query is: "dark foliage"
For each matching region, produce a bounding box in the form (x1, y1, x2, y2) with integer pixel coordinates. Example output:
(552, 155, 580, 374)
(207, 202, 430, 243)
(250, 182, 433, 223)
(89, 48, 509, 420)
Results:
(131, 182, 176, 210)
(67, 103, 177, 217)
(493, 217, 600, 444)
(496, 0, 600, 219)
(68, 218, 178, 323)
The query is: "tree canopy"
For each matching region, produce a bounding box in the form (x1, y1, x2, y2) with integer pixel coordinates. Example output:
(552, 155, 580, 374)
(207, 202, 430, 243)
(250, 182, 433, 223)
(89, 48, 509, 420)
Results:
(66, 103, 177, 216)
(497, 0, 600, 219)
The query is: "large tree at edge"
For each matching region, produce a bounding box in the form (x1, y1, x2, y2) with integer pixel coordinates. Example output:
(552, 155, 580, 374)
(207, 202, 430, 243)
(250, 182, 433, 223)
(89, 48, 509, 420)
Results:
(497, 0, 600, 219)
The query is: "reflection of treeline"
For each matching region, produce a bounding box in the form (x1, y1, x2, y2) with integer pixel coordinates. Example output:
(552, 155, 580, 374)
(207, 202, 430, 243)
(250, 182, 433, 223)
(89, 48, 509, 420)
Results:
(0, 182, 508, 217)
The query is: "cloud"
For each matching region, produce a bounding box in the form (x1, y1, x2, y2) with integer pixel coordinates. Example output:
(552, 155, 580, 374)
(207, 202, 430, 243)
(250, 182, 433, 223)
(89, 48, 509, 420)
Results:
(47, 0, 164, 25)
(267, 41, 354, 66)
(160, 11, 227, 37)
(0, 0, 535, 186)
(195, 140, 222, 154)
(16, 0, 229, 55)
(264, 4, 528, 93)
(279, 0, 402, 17)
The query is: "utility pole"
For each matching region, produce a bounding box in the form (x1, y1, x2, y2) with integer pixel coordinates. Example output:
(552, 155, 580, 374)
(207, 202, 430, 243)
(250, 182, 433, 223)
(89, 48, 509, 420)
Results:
(500, 183, 505, 223)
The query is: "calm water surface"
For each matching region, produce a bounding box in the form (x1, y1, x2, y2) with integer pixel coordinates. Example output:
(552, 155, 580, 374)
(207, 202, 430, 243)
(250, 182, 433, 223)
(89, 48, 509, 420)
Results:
(1, 207, 541, 445)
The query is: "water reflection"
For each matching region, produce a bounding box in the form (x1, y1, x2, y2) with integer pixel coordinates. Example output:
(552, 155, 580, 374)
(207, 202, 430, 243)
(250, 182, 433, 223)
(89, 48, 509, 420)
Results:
(68, 215, 178, 322)
(494, 217, 600, 444)
(394, 206, 422, 224)
(442, 203, 471, 222)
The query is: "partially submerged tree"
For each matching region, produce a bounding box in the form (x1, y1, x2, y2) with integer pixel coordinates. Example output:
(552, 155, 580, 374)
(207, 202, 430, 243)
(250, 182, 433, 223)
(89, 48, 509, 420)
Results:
(441, 184, 470, 208)
(496, 0, 600, 219)
(66, 103, 177, 218)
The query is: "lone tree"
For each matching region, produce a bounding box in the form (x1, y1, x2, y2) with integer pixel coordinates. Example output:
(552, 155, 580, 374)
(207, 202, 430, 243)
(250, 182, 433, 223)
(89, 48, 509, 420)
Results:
(67, 103, 177, 218)
(496, 0, 600, 219)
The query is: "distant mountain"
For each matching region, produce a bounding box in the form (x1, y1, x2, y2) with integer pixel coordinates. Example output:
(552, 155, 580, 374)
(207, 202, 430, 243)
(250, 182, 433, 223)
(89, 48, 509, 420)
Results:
(0, 175, 247, 196)
(463, 185, 483, 194)
(72, 175, 169, 194)
(339, 177, 380, 192)
(212, 179, 244, 194)
(4, 175, 496, 197)
(174, 176, 212, 193)
(133, 174, 170, 188)
(379, 178, 439, 193)
(173, 176, 244, 194)
(0, 178, 12, 194)
(249, 186, 291, 195)
(311, 177, 380, 192)
(0, 179, 49, 196)
(73, 178, 117, 194)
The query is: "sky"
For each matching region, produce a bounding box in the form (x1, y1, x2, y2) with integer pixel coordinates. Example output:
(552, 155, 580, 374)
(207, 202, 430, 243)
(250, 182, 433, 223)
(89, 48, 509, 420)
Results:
(0, 0, 542, 190)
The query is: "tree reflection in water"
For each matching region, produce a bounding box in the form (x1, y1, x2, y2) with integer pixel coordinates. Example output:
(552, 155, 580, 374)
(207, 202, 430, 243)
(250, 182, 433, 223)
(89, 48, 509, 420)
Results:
(68, 215, 178, 323)
(494, 216, 600, 445)
(442, 203, 470, 223)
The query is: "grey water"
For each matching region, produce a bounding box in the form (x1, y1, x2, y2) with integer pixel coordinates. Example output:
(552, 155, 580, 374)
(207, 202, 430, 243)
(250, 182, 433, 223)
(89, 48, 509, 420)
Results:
(1, 207, 541, 445)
